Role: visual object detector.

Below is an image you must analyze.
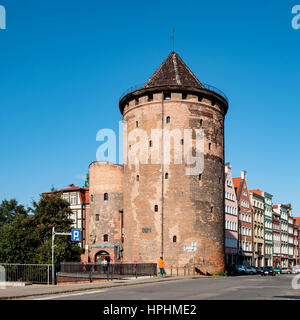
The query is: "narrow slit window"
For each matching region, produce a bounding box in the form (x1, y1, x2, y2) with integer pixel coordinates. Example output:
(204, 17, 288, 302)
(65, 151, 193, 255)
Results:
(165, 173, 168, 179)
(137, 175, 139, 182)
(96, 214, 99, 221)
(209, 143, 211, 150)
(104, 193, 108, 201)
(136, 121, 138, 128)
(180, 139, 184, 145)
(173, 236, 177, 243)
(211, 206, 214, 213)
(200, 119, 203, 127)
(166, 116, 170, 124)
(149, 140, 152, 147)
(164, 92, 171, 100)
(154, 205, 158, 212)
(199, 174, 202, 181)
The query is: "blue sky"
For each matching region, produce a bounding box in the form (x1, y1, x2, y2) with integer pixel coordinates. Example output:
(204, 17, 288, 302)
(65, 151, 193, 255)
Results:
(0, 1, 299, 215)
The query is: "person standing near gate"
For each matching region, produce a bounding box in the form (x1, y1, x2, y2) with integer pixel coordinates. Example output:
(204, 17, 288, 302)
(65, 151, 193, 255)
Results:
(158, 257, 165, 277)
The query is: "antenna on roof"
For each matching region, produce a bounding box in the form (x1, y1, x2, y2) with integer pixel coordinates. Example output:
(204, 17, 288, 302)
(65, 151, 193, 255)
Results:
(170, 28, 175, 52)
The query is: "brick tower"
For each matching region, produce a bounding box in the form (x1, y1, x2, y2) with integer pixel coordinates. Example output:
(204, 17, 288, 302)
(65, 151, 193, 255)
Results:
(119, 52, 228, 274)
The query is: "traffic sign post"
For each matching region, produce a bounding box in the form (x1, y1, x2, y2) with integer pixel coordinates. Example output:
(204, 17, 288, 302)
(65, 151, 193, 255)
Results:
(52, 228, 79, 285)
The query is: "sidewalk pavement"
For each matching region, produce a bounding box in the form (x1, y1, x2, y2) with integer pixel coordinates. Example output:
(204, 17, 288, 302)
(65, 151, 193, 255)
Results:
(0, 276, 194, 300)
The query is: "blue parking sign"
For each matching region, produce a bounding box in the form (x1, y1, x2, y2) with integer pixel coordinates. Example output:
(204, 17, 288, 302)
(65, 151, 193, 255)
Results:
(71, 229, 81, 241)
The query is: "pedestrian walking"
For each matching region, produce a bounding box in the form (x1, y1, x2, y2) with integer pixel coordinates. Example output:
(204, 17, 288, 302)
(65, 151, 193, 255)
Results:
(158, 257, 165, 277)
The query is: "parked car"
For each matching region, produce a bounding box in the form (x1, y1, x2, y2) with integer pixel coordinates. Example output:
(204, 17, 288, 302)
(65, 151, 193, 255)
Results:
(274, 267, 281, 274)
(245, 266, 257, 275)
(261, 266, 276, 276)
(281, 268, 292, 274)
(256, 267, 262, 273)
(236, 265, 246, 275)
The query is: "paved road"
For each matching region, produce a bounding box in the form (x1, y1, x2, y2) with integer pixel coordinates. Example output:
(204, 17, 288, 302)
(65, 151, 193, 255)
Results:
(29, 274, 300, 300)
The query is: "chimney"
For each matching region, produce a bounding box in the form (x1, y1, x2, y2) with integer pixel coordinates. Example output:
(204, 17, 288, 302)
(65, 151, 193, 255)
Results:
(241, 170, 247, 180)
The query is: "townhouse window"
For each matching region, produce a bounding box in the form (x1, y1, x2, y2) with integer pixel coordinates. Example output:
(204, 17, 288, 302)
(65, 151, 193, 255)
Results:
(70, 193, 77, 205)
(166, 116, 170, 124)
(104, 193, 108, 201)
(103, 234, 108, 242)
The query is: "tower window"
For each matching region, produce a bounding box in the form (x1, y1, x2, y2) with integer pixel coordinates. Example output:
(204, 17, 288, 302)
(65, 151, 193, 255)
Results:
(166, 116, 170, 124)
(136, 121, 138, 127)
(200, 119, 203, 127)
(164, 92, 171, 100)
(149, 140, 152, 147)
(180, 139, 184, 145)
(211, 206, 214, 213)
(209, 143, 211, 150)
(104, 193, 108, 201)
(219, 177, 221, 184)
(173, 236, 177, 243)
(90, 195, 94, 202)
(148, 94, 153, 102)
(199, 174, 202, 181)
(137, 175, 139, 182)
(96, 214, 99, 221)
(165, 173, 169, 179)
(154, 205, 158, 212)
(103, 234, 108, 242)
(198, 95, 203, 102)
(211, 100, 216, 106)
(135, 98, 139, 105)
(182, 92, 187, 100)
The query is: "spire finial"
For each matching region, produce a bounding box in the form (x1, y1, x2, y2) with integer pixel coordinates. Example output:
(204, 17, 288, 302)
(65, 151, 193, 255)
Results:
(170, 28, 175, 52)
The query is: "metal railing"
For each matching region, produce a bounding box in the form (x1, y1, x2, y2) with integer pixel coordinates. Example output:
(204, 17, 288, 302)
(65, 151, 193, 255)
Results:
(119, 82, 228, 102)
(59, 262, 157, 280)
(0, 263, 52, 284)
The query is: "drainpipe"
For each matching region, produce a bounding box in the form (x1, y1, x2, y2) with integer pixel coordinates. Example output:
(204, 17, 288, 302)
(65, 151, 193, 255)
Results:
(161, 91, 164, 258)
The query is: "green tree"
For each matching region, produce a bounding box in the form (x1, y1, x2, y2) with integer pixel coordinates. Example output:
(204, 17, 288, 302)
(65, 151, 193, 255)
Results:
(83, 173, 89, 188)
(0, 199, 29, 226)
(30, 193, 81, 264)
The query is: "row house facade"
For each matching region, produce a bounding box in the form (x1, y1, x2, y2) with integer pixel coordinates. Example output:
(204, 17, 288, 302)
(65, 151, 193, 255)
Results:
(273, 204, 289, 268)
(272, 209, 281, 267)
(233, 171, 253, 266)
(262, 192, 273, 266)
(249, 190, 265, 267)
(286, 204, 295, 266)
(224, 163, 239, 267)
(294, 218, 300, 265)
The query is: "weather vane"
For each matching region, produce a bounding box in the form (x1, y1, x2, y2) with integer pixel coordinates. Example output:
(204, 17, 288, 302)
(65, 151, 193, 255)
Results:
(170, 28, 175, 52)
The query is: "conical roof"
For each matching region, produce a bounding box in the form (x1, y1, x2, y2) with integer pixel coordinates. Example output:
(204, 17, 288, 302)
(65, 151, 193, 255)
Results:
(144, 52, 204, 88)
